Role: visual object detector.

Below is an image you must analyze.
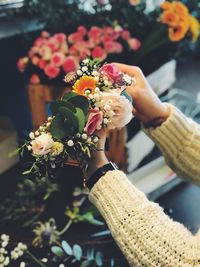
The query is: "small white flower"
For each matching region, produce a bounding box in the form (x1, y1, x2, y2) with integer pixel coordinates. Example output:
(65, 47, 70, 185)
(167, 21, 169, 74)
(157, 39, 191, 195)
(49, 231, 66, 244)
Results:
(108, 100, 113, 105)
(1, 242, 8, 248)
(76, 133, 81, 138)
(84, 90, 91, 95)
(103, 118, 108, 124)
(0, 248, 5, 254)
(94, 76, 99, 82)
(17, 250, 23, 257)
(39, 126, 44, 131)
(87, 138, 92, 142)
(19, 262, 26, 267)
(48, 117, 52, 121)
(77, 70, 82, 76)
(82, 66, 88, 72)
(59, 264, 65, 267)
(92, 70, 98, 76)
(35, 131, 40, 136)
(27, 145, 32, 151)
(82, 133, 87, 140)
(104, 80, 109, 86)
(41, 258, 48, 263)
(1, 235, 9, 242)
(67, 140, 74, 147)
(4, 256, 9, 266)
(104, 104, 111, 111)
(123, 74, 133, 85)
(29, 132, 35, 140)
(95, 87, 100, 93)
(108, 110, 115, 117)
(93, 136, 99, 143)
(88, 94, 94, 99)
(83, 58, 89, 64)
(46, 122, 51, 127)
(11, 251, 18, 260)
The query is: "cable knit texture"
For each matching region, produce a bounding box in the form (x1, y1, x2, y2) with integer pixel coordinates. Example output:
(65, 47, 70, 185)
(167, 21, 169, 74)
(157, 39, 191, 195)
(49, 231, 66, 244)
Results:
(89, 104, 200, 267)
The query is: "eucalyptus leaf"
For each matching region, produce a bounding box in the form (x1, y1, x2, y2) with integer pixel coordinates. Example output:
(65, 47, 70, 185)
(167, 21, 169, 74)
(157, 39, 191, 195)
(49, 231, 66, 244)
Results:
(121, 91, 132, 103)
(73, 244, 82, 261)
(62, 92, 77, 101)
(68, 95, 89, 115)
(95, 251, 103, 266)
(82, 212, 104, 226)
(50, 100, 76, 115)
(86, 249, 94, 260)
(62, 240, 73, 256)
(50, 115, 71, 139)
(75, 108, 86, 132)
(51, 246, 64, 257)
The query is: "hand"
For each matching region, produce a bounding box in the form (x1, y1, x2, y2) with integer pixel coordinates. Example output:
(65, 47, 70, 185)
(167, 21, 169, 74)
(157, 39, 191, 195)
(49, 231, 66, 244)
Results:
(114, 63, 170, 125)
(85, 129, 109, 180)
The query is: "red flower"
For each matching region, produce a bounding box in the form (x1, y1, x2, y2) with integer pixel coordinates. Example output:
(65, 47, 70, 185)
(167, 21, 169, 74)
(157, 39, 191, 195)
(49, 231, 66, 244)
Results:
(62, 56, 77, 73)
(85, 109, 103, 135)
(51, 52, 65, 67)
(34, 37, 44, 47)
(68, 32, 83, 43)
(128, 38, 141, 50)
(38, 59, 47, 70)
(30, 74, 40, 84)
(77, 26, 87, 36)
(91, 46, 107, 61)
(104, 42, 123, 53)
(44, 64, 60, 79)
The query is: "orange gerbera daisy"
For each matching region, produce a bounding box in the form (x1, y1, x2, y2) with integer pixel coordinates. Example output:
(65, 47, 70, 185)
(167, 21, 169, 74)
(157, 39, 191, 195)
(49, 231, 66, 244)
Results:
(160, 1, 173, 11)
(168, 22, 188, 42)
(161, 11, 180, 27)
(73, 76, 96, 96)
(173, 2, 188, 16)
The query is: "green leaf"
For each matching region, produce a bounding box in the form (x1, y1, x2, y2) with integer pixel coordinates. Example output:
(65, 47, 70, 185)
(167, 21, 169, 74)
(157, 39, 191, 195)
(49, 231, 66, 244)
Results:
(62, 240, 73, 256)
(68, 95, 89, 115)
(75, 108, 86, 132)
(50, 115, 71, 139)
(51, 246, 64, 257)
(62, 92, 77, 101)
(81, 260, 94, 267)
(59, 107, 78, 133)
(95, 251, 103, 266)
(86, 249, 94, 260)
(50, 100, 76, 115)
(73, 244, 82, 261)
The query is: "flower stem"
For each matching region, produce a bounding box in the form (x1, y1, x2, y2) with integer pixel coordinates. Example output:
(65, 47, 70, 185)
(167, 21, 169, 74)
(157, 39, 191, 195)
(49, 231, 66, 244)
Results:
(58, 220, 73, 236)
(26, 250, 46, 267)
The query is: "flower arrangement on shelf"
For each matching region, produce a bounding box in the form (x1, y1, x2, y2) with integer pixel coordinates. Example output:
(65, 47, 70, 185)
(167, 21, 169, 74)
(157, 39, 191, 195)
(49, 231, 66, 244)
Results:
(17, 25, 141, 85)
(22, 58, 133, 178)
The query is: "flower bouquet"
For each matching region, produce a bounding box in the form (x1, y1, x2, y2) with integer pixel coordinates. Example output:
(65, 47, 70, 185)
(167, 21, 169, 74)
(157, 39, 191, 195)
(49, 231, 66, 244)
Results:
(23, 58, 133, 179)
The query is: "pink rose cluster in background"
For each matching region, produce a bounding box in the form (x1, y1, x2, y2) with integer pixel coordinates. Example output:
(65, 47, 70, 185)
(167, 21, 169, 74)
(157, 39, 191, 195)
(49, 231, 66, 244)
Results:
(17, 25, 141, 84)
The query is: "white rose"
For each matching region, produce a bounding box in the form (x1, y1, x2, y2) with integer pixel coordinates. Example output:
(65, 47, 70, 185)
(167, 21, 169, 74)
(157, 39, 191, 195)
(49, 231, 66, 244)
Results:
(31, 133, 54, 156)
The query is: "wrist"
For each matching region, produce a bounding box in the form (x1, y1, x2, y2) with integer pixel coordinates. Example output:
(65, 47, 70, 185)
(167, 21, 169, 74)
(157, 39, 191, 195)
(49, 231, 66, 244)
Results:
(144, 103, 170, 128)
(86, 152, 109, 179)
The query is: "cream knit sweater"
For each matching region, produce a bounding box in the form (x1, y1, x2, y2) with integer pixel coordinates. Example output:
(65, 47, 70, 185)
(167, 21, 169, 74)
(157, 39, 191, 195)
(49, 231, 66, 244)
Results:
(89, 104, 200, 267)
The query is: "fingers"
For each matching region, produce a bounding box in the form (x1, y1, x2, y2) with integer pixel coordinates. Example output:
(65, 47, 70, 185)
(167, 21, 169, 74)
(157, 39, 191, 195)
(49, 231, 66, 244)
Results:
(113, 63, 142, 78)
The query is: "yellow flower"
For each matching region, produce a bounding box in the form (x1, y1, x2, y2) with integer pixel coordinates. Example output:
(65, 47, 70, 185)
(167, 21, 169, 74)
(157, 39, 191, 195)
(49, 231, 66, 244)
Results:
(168, 22, 188, 42)
(189, 15, 200, 42)
(161, 10, 180, 27)
(73, 76, 96, 96)
(51, 141, 64, 156)
(129, 0, 140, 6)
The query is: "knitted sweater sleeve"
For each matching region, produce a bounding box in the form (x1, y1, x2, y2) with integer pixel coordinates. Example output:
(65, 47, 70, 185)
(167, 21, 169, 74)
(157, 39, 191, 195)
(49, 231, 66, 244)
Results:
(144, 103, 200, 186)
(89, 170, 200, 267)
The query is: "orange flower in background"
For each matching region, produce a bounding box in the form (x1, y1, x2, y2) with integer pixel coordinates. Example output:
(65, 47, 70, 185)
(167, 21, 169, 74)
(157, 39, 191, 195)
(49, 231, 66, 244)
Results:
(129, 0, 140, 6)
(160, 1, 173, 11)
(168, 22, 188, 42)
(161, 11, 179, 27)
(172, 2, 188, 16)
(189, 15, 200, 42)
(73, 76, 96, 96)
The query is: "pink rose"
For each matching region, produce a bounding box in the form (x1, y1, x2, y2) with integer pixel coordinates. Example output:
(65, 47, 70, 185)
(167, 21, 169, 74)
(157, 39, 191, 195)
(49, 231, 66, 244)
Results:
(62, 56, 77, 73)
(44, 64, 60, 79)
(121, 30, 131, 40)
(91, 46, 107, 61)
(30, 74, 40, 84)
(17, 57, 28, 72)
(101, 92, 133, 130)
(77, 26, 87, 36)
(128, 38, 141, 50)
(34, 37, 44, 47)
(68, 32, 83, 43)
(31, 56, 40, 65)
(41, 31, 50, 38)
(85, 109, 103, 135)
(31, 133, 54, 156)
(54, 33, 67, 43)
(38, 59, 47, 70)
(47, 38, 59, 52)
(51, 52, 65, 67)
(88, 26, 102, 40)
(100, 63, 123, 83)
(104, 41, 123, 53)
